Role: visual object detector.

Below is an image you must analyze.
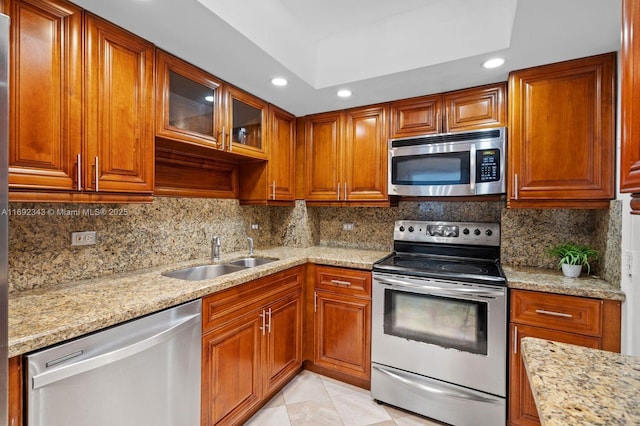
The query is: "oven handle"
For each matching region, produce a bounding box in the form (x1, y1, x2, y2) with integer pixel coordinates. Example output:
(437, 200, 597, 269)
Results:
(374, 277, 504, 298)
(372, 365, 503, 405)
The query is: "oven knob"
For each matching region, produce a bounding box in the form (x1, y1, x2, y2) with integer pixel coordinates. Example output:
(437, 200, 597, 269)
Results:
(399, 226, 405, 232)
(408, 226, 414, 232)
(485, 229, 493, 236)
(463, 228, 470, 235)
(474, 228, 481, 236)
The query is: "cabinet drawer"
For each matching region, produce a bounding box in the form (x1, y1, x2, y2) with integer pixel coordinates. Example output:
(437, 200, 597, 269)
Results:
(315, 266, 371, 297)
(511, 290, 602, 337)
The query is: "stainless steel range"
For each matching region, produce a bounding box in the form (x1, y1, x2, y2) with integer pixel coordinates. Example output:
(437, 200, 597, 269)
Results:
(371, 220, 507, 426)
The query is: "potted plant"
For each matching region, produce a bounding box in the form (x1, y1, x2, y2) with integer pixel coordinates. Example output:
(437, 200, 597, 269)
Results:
(547, 243, 599, 278)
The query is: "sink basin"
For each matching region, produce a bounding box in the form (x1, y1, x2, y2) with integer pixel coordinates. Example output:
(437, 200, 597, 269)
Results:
(227, 257, 278, 268)
(162, 264, 247, 281)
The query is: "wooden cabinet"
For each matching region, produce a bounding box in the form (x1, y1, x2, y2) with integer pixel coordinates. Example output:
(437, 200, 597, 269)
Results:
(621, 0, 640, 213)
(201, 267, 302, 425)
(508, 289, 621, 426)
(508, 53, 616, 209)
(305, 104, 389, 205)
(84, 14, 155, 195)
(224, 86, 268, 160)
(309, 265, 372, 388)
(7, 1, 154, 202)
(389, 83, 506, 138)
(9, 356, 23, 426)
(155, 50, 224, 150)
(238, 104, 296, 205)
(7, 0, 82, 193)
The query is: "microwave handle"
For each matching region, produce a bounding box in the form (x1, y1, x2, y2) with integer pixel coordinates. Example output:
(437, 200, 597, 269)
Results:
(469, 145, 476, 193)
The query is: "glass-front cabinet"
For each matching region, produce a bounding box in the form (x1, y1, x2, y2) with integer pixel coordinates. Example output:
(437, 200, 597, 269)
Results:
(225, 86, 268, 159)
(156, 50, 223, 149)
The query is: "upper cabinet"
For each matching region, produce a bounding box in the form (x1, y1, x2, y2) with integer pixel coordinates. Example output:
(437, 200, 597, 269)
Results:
(7, 0, 154, 202)
(621, 0, 640, 214)
(156, 51, 267, 161)
(508, 53, 616, 209)
(389, 83, 506, 138)
(156, 50, 224, 150)
(304, 104, 389, 206)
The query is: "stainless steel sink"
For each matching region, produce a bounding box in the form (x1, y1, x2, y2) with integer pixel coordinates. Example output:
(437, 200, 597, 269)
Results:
(227, 257, 278, 268)
(162, 264, 247, 281)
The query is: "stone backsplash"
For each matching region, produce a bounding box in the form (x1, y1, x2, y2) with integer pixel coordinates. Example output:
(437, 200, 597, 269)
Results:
(8, 197, 622, 292)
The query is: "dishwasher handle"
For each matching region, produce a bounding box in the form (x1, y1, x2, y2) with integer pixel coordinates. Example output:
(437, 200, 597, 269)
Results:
(31, 312, 200, 390)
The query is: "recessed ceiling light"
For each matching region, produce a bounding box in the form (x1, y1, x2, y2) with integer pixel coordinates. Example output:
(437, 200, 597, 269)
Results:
(204, 95, 215, 102)
(483, 58, 505, 69)
(271, 77, 288, 86)
(337, 89, 352, 98)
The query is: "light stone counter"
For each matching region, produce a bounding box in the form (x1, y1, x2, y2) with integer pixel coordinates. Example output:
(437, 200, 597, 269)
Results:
(503, 265, 625, 301)
(9, 246, 389, 357)
(521, 337, 640, 425)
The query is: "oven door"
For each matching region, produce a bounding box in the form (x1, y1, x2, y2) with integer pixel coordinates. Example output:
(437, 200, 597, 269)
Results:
(371, 272, 506, 397)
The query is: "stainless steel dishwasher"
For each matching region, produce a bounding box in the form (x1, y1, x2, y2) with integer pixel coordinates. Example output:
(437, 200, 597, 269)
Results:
(26, 299, 201, 426)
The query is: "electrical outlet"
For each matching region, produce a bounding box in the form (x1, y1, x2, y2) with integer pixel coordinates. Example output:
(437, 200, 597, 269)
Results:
(626, 251, 633, 278)
(250, 223, 259, 230)
(342, 223, 355, 231)
(71, 231, 96, 246)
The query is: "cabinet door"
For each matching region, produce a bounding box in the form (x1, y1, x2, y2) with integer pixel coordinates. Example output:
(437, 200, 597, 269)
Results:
(509, 324, 600, 426)
(268, 105, 296, 201)
(305, 111, 342, 201)
(389, 95, 442, 138)
(314, 291, 371, 381)
(202, 314, 263, 426)
(226, 86, 268, 159)
(85, 14, 154, 193)
(155, 50, 223, 149)
(443, 83, 506, 132)
(508, 53, 616, 209)
(8, 0, 82, 191)
(263, 291, 302, 395)
(621, 0, 640, 213)
(343, 104, 388, 202)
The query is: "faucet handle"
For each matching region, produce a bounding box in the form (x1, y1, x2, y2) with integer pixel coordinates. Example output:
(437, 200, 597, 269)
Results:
(247, 237, 254, 256)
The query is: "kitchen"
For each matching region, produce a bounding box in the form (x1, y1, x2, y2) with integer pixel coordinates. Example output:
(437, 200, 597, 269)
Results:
(1, 0, 639, 425)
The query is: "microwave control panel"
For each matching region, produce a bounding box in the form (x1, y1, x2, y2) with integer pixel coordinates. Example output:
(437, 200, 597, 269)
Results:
(476, 149, 500, 182)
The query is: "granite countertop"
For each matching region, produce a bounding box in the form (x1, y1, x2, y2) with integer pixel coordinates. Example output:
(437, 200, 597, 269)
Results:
(521, 337, 640, 425)
(8, 246, 389, 358)
(503, 265, 625, 301)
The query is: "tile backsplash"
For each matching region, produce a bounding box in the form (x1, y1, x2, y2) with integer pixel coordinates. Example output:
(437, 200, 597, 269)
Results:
(8, 197, 622, 292)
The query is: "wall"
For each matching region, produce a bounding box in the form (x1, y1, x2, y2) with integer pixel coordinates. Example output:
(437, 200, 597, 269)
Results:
(9, 197, 621, 292)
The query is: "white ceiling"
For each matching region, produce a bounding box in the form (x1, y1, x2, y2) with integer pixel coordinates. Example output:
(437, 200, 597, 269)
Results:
(72, 0, 621, 116)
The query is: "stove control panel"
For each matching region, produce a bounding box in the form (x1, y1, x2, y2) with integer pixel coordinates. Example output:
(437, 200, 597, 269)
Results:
(394, 220, 501, 246)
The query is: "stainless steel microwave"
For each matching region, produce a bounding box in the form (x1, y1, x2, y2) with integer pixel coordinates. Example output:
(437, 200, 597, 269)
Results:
(388, 127, 506, 197)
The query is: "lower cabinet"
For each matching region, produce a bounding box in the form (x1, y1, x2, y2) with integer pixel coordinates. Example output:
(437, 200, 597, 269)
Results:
(201, 266, 303, 426)
(307, 265, 372, 388)
(508, 289, 621, 426)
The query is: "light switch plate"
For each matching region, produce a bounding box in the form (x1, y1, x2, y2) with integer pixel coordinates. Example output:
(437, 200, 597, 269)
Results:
(71, 231, 96, 246)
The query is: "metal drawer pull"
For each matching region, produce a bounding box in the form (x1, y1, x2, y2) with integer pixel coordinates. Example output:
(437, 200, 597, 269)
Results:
(76, 154, 82, 191)
(330, 279, 351, 286)
(259, 310, 266, 336)
(535, 309, 573, 318)
(94, 156, 99, 192)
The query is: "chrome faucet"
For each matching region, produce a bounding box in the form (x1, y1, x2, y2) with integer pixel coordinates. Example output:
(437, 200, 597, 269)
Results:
(247, 237, 254, 257)
(212, 236, 221, 261)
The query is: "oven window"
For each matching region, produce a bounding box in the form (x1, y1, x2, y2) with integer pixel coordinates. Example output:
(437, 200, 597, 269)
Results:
(383, 289, 488, 355)
(391, 152, 470, 185)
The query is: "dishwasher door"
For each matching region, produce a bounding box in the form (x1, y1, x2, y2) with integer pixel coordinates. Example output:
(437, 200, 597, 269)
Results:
(26, 299, 201, 426)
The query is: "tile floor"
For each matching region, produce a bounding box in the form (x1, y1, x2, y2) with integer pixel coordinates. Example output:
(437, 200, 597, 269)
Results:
(245, 370, 445, 426)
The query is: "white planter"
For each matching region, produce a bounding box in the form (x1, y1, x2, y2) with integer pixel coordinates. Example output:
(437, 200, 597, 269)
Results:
(562, 263, 583, 278)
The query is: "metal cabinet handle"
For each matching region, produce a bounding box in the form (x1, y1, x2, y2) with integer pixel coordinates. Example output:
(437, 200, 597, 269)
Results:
(76, 154, 82, 191)
(314, 291, 317, 313)
(513, 326, 518, 354)
(259, 310, 266, 336)
(267, 308, 272, 333)
(535, 309, 573, 318)
(94, 156, 99, 192)
(344, 182, 348, 201)
(221, 126, 226, 151)
(229, 129, 232, 152)
(514, 173, 519, 200)
(330, 279, 351, 286)
(337, 182, 341, 201)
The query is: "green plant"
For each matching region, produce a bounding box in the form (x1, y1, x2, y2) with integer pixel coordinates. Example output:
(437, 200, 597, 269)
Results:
(547, 243, 599, 275)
